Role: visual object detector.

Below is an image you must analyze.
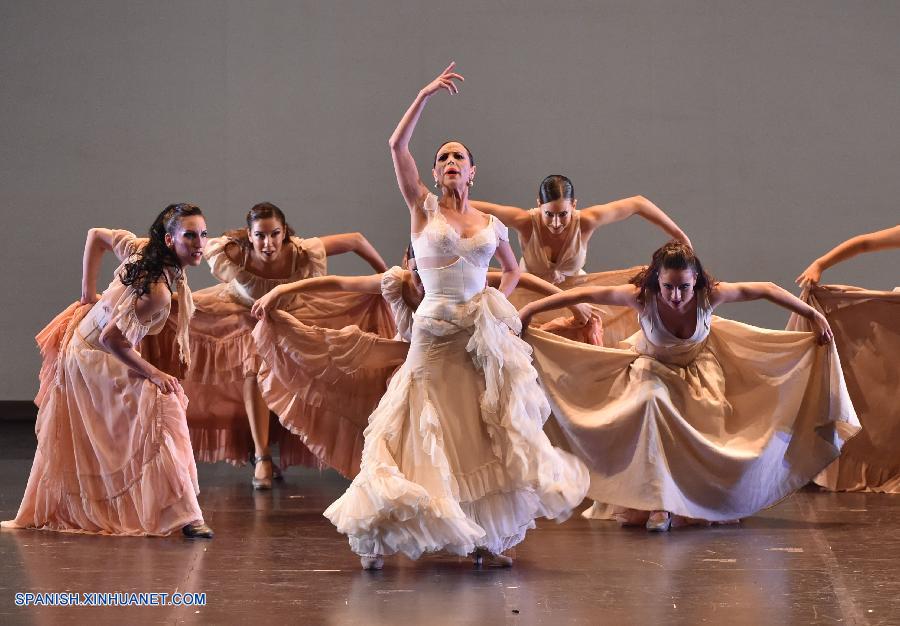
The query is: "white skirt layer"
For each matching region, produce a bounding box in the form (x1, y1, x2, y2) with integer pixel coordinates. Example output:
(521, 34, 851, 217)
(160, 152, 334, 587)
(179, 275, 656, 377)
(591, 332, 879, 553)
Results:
(323, 288, 588, 558)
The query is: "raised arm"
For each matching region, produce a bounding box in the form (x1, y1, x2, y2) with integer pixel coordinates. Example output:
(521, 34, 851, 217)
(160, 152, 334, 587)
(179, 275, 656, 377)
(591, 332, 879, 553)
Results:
(250, 273, 384, 319)
(579, 196, 692, 248)
(796, 224, 900, 286)
(389, 62, 464, 221)
(711, 282, 833, 344)
(99, 284, 181, 394)
(519, 285, 640, 330)
(469, 200, 533, 236)
(319, 232, 389, 272)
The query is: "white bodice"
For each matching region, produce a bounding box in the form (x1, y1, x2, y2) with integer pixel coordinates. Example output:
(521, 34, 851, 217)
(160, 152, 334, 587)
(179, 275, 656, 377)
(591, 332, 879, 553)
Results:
(411, 194, 508, 321)
(636, 295, 712, 365)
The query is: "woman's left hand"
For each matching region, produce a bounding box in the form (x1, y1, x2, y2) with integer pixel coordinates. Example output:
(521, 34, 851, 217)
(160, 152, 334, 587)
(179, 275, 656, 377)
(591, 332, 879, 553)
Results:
(251, 289, 281, 320)
(811, 311, 834, 345)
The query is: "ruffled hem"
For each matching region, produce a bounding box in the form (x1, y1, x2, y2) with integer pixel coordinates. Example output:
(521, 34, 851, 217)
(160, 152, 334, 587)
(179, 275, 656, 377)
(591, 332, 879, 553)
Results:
(814, 456, 900, 494)
(325, 288, 588, 559)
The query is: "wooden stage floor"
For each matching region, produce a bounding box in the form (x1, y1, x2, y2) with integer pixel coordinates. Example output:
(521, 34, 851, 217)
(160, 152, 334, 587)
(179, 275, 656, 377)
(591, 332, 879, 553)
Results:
(0, 421, 897, 625)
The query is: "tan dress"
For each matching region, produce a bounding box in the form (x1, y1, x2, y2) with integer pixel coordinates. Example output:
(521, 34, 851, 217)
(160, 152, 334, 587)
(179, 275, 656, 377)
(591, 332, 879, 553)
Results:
(157, 236, 396, 470)
(11, 230, 203, 536)
(528, 296, 860, 522)
(510, 208, 641, 347)
(788, 285, 900, 492)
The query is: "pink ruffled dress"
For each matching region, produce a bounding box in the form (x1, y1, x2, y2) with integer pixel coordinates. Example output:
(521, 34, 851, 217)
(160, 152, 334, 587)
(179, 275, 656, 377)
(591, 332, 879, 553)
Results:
(168, 236, 395, 469)
(324, 195, 588, 559)
(10, 230, 203, 536)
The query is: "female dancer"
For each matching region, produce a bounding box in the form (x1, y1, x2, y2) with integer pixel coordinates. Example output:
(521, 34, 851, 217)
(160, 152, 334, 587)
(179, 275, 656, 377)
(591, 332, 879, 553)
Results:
(173, 202, 394, 489)
(319, 63, 587, 569)
(2, 204, 213, 538)
(790, 224, 900, 492)
(471, 177, 691, 346)
(520, 241, 859, 531)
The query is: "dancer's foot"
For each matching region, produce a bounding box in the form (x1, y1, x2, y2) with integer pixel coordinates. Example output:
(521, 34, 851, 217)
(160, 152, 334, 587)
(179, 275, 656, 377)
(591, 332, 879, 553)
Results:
(360, 555, 384, 570)
(251, 454, 274, 491)
(473, 548, 513, 568)
(182, 521, 214, 539)
(645, 511, 672, 532)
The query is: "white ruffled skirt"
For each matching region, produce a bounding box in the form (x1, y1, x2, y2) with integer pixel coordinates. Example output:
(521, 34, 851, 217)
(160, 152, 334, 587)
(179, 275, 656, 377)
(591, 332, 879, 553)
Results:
(323, 288, 588, 558)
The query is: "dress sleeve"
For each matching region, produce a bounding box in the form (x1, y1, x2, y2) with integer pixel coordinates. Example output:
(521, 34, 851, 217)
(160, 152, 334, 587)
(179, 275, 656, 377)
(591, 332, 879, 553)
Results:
(295, 236, 328, 277)
(205, 236, 244, 283)
(380, 266, 414, 342)
(111, 230, 146, 262)
(492, 216, 510, 242)
(110, 289, 154, 346)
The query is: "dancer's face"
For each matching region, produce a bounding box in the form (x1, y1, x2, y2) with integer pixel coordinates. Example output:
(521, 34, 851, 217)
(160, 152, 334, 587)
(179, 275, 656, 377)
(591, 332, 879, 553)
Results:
(432, 142, 475, 193)
(657, 267, 697, 311)
(538, 198, 576, 235)
(248, 217, 286, 264)
(165, 215, 208, 267)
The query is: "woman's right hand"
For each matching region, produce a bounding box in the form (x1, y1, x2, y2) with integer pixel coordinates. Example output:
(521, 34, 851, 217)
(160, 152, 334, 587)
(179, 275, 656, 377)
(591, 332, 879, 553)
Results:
(419, 62, 464, 98)
(80, 291, 99, 305)
(795, 261, 823, 287)
(251, 288, 283, 320)
(811, 311, 834, 345)
(148, 369, 183, 395)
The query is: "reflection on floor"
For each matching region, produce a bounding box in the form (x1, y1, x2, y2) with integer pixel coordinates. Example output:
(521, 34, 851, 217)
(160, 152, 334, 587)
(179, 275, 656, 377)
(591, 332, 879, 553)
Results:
(1, 421, 897, 625)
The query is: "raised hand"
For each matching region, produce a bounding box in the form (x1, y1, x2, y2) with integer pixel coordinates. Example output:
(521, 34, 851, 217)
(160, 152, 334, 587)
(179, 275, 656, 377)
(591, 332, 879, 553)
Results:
(419, 62, 464, 98)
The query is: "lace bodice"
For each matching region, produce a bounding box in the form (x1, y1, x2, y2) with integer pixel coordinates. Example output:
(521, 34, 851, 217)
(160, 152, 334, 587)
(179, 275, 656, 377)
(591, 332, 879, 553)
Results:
(411, 195, 508, 321)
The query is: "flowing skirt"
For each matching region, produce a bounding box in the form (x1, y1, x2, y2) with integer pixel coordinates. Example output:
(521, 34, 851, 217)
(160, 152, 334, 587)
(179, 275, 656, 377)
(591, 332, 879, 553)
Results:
(324, 289, 588, 558)
(12, 303, 203, 536)
(788, 285, 900, 492)
(527, 318, 860, 522)
(146, 285, 396, 471)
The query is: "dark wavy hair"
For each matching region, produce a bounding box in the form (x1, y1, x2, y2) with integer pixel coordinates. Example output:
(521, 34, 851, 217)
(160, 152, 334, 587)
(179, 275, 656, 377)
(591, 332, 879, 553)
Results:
(119, 203, 204, 297)
(223, 202, 296, 250)
(630, 241, 716, 309)
(433, 140, 475, 167)
(538, 174, 575, 205)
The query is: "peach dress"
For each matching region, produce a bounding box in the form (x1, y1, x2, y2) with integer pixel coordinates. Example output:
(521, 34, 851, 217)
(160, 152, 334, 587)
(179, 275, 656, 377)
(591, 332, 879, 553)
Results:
(11, 230, 203, 536)
(510, 208, 641, 347)
(529, 296, 861, 522)
(789, 285, 900, 492)
(160, 236, 395, 471)
(324, 195, 588, 559)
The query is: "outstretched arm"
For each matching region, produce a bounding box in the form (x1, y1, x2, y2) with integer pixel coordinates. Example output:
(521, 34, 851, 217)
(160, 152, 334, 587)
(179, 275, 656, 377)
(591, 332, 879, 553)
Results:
(796, 224, 900, 286)
(469, 201, 533, 236)
(320, 232, 388, 272)
(99, 284, 182, 394)
(487, 271, 592, 324)
(251, 273, 384, 319)
(579, 196, 692, 248)
(389, 62, 464, 221)
(81, 228, 116, 304)
(519, 284, 640, 329)
(711, 282, 833, 344)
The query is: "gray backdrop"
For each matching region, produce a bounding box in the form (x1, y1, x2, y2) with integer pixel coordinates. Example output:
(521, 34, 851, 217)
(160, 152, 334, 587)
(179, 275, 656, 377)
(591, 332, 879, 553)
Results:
(2, 1, 898, 400)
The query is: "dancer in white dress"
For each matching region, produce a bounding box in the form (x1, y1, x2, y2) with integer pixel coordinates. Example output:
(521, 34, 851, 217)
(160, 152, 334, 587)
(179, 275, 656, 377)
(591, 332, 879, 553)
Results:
(322, 63, 588, 569)
(790, 224, 900, 492)
(520, 241, 860, 531)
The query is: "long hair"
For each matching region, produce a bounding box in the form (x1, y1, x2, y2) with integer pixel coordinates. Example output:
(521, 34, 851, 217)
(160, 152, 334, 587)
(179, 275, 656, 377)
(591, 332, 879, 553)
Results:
(630, 241, 716, 309)
(223, 202, 296, 251)
(120, 203, 203, 297)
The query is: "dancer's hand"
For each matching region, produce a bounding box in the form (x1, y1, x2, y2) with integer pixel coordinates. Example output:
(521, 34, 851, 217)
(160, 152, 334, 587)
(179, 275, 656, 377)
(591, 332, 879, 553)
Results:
(80, 291, 100, 305)
(148, 369, 183, 395)
(519, 305, 535, 335)
(419, 62, 464, 98)
(251, 288, 283, 320)
(569, 303, 593, 327)
(795, 262, 822, 288)
(811, 311, 834, 345)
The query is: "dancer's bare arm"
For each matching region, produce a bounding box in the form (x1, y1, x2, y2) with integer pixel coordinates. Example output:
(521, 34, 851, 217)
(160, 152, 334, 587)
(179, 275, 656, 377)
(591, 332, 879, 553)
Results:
(712, 282, 833, 344)
(469, 201, 533, 238)
(81, 228, 117, 304)
(251, 274, 384, 319)
(796, 224, 900, 286)
(579, 196, 692, 248)
(493, 239, 522, 297)
(519, 285, 640, 329)
(320, 232, 389, 272)
(389, 62, 464, 230)
(99, 283, 182, 393)
(487, 271, 591, 324)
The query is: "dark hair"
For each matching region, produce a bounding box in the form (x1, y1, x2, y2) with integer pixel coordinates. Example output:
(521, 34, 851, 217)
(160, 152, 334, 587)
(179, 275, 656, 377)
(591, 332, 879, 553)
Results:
(630, 241, 716, 308)
(538, 174, 575, 205)
(120, 203, 204, 297)
(433, 141, 475, 167)
(223, 202, 296, 249)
